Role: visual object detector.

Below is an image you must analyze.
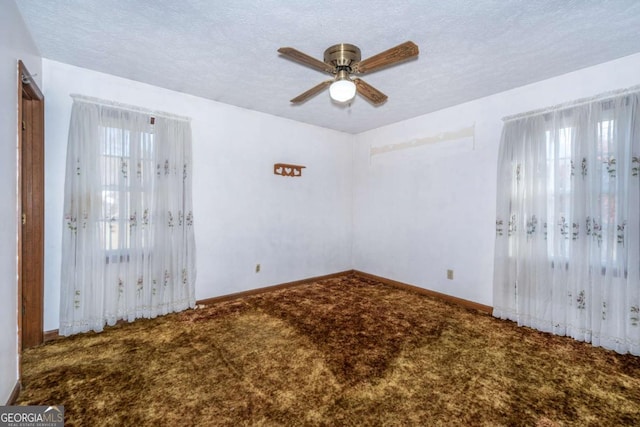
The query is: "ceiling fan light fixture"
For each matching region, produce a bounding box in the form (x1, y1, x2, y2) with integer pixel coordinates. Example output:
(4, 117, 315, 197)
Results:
(329, 70, 356, 103)
(279, 41, 418, 105)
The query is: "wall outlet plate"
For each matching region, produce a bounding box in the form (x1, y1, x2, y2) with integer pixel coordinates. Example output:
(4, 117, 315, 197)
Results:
(447, 269, 454, 280)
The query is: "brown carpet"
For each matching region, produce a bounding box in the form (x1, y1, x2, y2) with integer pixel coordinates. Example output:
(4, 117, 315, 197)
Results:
(18, 274, 640, 426)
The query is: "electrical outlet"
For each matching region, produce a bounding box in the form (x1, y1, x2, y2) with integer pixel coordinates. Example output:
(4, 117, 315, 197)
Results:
(255, 264, 260, 273)
(447, 269, 454, 280)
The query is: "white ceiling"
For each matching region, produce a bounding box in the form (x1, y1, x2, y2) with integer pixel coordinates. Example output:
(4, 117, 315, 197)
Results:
(15, 0, 640, 134)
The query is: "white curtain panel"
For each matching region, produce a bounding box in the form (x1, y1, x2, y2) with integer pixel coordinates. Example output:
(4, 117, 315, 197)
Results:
(494, 92, 640, 355)
(60, 99, 196, 336)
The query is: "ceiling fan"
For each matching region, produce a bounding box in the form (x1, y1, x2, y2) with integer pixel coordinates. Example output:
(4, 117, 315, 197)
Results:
(278, 41, 419, 106)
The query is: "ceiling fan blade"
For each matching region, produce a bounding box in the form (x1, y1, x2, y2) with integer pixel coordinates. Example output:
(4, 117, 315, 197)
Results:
(353, 41, 419, 74)
(354, 78, 388, 105)
(290, 80, 333, 103)
(278, 47, 334, 74)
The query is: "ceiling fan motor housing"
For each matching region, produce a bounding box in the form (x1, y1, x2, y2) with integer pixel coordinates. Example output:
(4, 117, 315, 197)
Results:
(324, 43, 361, 72)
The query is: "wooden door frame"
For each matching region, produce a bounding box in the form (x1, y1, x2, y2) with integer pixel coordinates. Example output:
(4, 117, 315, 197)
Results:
(17, 60, 45, 373)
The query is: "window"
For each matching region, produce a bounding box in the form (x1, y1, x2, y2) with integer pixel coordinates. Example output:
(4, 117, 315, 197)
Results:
(545, 126, 573, 260)
(595, 118, 620, 267)
(542, 119, 625, 274)
(99, 125, 155, 258)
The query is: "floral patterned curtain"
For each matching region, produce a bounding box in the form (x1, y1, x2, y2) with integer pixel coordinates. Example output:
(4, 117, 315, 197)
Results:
(60, 98, 196, 336)
(493, 91, 640, 355)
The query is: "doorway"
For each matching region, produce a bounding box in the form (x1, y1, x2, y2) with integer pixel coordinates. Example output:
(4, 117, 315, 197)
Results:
(17, 60, 44, 354)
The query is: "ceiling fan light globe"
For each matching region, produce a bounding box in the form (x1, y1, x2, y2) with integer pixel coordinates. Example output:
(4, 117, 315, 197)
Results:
(329, 80, 356, 103)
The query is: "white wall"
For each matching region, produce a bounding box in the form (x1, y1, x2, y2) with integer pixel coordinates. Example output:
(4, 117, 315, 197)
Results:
(0, 0, 41, 404)
(353, 52, 640, 307)
(43, 60, 353, 331)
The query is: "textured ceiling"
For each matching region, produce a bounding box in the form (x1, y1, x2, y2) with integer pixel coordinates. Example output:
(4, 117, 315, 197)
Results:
(15, 0, 640, 134)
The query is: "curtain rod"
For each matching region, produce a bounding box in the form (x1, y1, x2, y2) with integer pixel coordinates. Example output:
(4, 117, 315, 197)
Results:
(502, 84, 640, 123)
(70, 94, 191, 122)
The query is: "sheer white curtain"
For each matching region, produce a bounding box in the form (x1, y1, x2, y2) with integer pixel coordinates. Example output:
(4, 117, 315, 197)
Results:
(493, 90, 640, 355)
(60, 97, 196, 336)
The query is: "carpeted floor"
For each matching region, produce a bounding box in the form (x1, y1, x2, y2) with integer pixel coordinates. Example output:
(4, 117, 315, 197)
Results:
(18, 274, 640, 426)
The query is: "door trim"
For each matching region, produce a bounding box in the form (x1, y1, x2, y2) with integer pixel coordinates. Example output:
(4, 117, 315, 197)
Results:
(17, 60, 45, 368)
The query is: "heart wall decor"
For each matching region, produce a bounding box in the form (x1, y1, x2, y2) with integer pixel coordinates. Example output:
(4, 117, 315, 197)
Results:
(274, 163, 306, 177)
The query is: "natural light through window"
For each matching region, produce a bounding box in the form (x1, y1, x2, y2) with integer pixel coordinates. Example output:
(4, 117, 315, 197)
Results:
(545, 126, 573, 260)
(99, 126, 155, 255)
